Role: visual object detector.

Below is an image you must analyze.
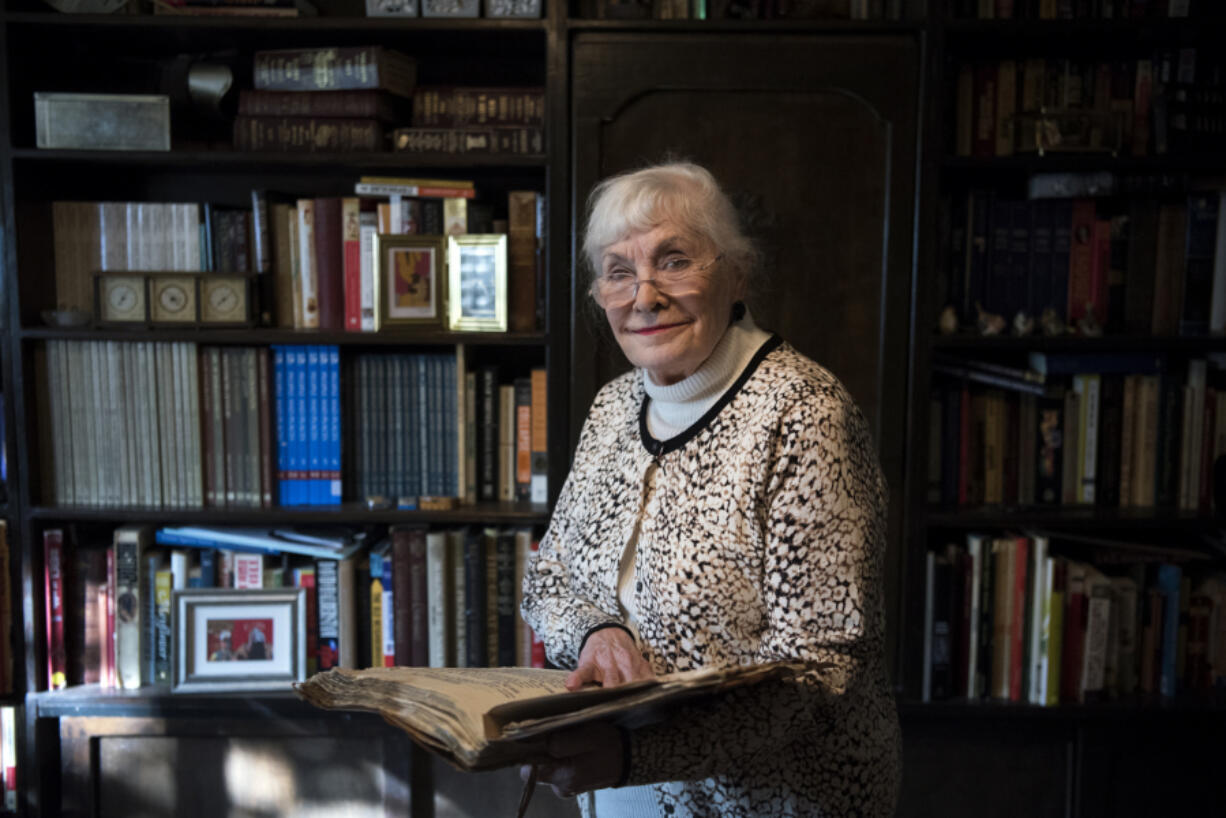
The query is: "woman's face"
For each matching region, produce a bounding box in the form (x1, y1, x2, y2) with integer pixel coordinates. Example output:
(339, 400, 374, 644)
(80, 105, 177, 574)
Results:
(597, 221, 742, 386)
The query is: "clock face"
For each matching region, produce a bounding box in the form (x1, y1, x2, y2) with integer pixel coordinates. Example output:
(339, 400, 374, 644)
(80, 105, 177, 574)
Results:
(99, 275, 146, 323)
(201, 278, 248, 324)
(151, 277, 197, 323)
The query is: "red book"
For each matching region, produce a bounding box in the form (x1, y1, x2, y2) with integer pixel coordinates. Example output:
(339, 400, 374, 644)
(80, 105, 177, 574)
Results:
(295, 567, 318, 676)
(312, 197, 344, 331)
(43, 529, 67, 691)
(1009, 535, 1028, 701)
(341, 197, 362, 332)
(1066, 199, 1098, 323)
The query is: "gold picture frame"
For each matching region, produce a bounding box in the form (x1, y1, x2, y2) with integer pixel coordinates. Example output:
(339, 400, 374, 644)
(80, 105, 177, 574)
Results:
(447, 234, 507, 333)
(376, 233, 447, 328)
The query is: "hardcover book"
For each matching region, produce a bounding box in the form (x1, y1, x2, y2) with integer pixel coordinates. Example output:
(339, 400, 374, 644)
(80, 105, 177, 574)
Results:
(295, 661, 819, 772)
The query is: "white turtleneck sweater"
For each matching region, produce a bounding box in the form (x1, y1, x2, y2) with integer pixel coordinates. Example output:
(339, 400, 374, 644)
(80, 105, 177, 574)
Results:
(616, 310, 772, 628)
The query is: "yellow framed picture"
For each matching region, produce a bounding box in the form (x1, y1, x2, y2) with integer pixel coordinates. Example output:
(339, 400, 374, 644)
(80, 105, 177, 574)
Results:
(447, 234, 507, 333)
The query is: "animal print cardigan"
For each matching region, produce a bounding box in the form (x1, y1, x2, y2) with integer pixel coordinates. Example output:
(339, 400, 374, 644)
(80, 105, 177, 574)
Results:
(521, 336, 901, 818)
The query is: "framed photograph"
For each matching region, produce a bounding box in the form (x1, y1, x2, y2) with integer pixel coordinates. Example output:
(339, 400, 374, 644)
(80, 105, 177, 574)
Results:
(377, 234, 447, 328)
(447, 234, 508, 332)
(172, 588, 307, 694)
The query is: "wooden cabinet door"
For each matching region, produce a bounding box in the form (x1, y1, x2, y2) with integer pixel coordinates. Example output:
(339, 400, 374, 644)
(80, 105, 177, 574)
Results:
(571, 32, 922, 676)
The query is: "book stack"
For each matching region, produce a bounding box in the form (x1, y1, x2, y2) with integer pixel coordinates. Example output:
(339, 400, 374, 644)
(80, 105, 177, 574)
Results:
(931, 353, 1226, 512)
(234, 46, 418, 153)
(42, 340, 205, 509)
(272, 345, 342, 507)
(944, 190, 1226, 335)
(923, 531, 1226, 705)
(394, 86, 545, 156)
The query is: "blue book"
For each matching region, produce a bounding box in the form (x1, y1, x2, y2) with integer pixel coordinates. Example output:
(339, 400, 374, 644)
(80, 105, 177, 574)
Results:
(292, 346, 308, 506)
(417, 354, 430, 499)
(1156, 563, 1182, 699)
(273, 346, 290, 506)
(326, 346, 342, 505)
(198, 548, 217, 588)
(1180, 193, 1220, 336)
(444, 351, 458, 497)
(307, 346, 323, 505)
(430, 354, 443, 496)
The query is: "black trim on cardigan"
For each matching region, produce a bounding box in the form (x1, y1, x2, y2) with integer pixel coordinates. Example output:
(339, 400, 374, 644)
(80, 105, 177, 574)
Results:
(639, 333, 783, 458)
(578, 622, 637, 659)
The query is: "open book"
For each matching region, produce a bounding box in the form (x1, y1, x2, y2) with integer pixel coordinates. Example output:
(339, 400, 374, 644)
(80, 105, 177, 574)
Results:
(294, 660, 819, 771)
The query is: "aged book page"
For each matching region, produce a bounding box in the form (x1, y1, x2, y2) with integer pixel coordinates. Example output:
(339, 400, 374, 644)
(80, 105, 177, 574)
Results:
(294, 661, 819, 771)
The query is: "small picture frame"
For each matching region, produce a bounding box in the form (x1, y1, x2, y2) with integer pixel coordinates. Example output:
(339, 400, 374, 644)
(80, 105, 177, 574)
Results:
(447, 234, 508, 332)
(377, 234, 447, 328)
(172, 588, 307, 694)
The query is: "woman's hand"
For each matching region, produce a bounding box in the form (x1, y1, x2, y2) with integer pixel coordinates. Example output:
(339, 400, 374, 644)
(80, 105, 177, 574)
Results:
(567, 627, 655, 690)
(520, 722, 625, 798)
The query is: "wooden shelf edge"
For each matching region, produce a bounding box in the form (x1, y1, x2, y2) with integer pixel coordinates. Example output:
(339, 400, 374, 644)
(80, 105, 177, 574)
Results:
(897, 697, 1226, 720)
(567, 18, 923, 33)
(20, 327, 548, 346)
(9, 148, 549, 169)
(28, 503, 550, 525)
(930, 333, 1226, 352)
(2, 12, 547, 32)
(923, 506, 1221, 530)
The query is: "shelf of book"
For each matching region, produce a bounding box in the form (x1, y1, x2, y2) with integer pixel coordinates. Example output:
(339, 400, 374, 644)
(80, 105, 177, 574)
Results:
(924, 506, 1223, 531)
(28, 502, 550, 526)
(19, 327, 548, 347)
(8, 149, 549, 170)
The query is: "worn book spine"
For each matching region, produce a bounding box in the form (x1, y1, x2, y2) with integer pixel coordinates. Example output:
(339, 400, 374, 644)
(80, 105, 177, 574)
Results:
(253, 46, 417, 97)
(341, 197, 362, 332)
(410, 86, 545, 127)
(234, 117, 384, 152)
(530, 367, 547, 504)
(496, 529, 517, 668)
(113, 525, 151, 690)
(477, 365, 499, 502)
(238, 89, 403, 121)
(200, 348, 218, 506)
(514, 377, 532, 502)
(338, 557, 357, 669)
(426, 530, 452, 668)
(313, 198, 344, 331)
(391, 526, 414, 666)
(257, 348, 273, 509)
(507, 190, 539, 332)
(392, 127, 543, 155)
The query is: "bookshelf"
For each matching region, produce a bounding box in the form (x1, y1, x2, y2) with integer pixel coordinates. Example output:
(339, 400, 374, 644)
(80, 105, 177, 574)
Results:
(0, 1, 569, 815)
(900, 3, 1226, 814)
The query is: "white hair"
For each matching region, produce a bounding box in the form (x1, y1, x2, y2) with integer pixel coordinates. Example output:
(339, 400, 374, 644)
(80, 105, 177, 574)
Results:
(582, 162, 759, 284)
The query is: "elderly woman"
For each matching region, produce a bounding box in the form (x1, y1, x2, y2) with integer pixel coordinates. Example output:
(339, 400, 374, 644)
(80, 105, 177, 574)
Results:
(520, 162, 900, 817)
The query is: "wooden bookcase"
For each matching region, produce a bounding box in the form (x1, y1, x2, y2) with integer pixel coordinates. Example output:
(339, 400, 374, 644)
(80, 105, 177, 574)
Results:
(2, 0, 1225, 816)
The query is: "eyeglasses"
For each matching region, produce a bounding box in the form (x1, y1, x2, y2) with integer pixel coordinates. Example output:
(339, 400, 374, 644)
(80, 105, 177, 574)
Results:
(590, 254, 723, 307)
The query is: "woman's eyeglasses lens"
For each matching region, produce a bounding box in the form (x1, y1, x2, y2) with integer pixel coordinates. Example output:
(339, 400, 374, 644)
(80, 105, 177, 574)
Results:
(592, 255, 720, 306)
